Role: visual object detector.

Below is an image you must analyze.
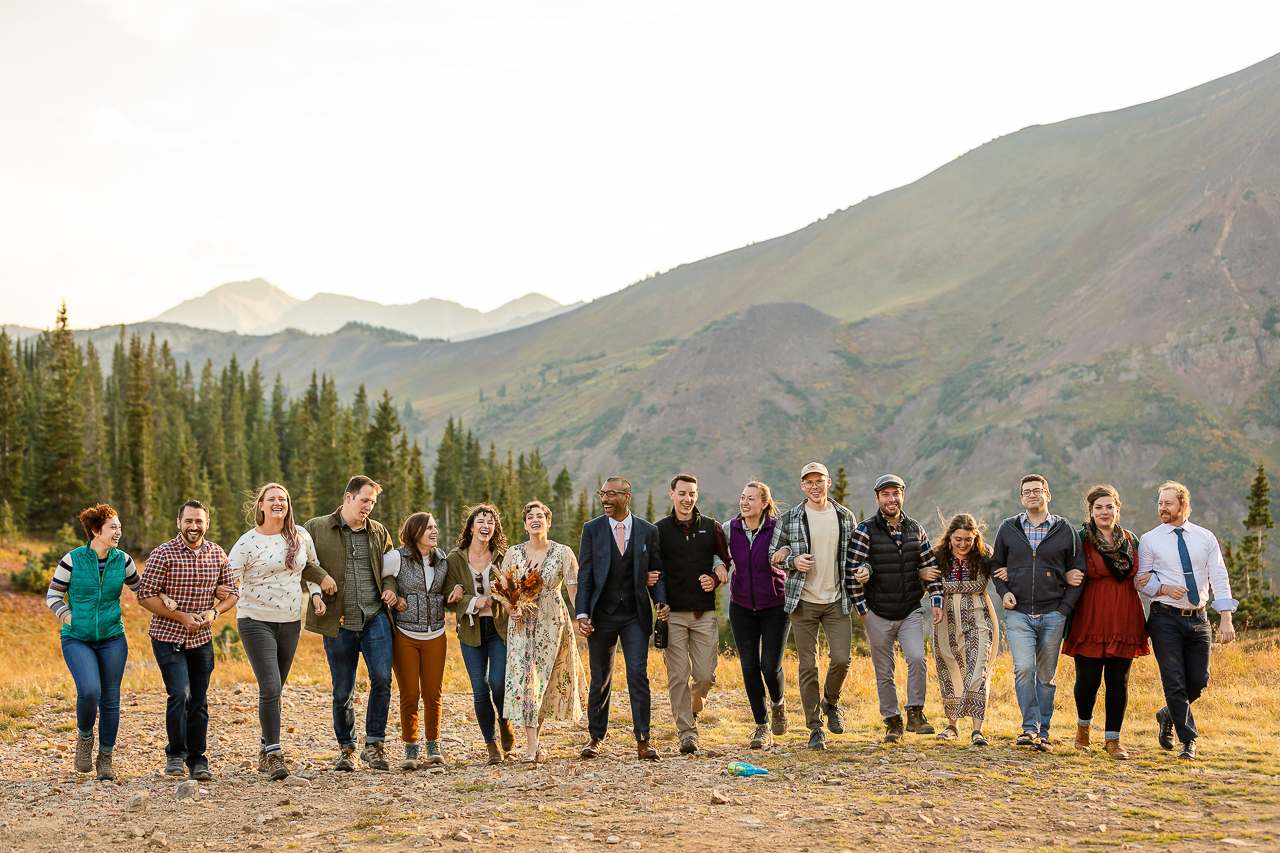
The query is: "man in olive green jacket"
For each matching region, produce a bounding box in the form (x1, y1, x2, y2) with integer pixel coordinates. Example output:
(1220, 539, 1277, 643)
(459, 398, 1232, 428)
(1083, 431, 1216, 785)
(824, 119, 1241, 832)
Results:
(302, 475, 395, 771)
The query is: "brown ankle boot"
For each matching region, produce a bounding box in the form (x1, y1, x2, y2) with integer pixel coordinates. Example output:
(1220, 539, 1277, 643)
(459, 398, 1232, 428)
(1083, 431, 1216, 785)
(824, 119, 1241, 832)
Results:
(1104, 739, 1129, 760)
(1075, 724, 1090, 750)
(498, 719, 515, 753)
(486, 741, 503, 765)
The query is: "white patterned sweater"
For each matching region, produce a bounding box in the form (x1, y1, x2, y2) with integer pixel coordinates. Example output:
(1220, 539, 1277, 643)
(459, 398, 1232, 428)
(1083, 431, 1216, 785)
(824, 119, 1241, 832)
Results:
(227, 528, 322, 623)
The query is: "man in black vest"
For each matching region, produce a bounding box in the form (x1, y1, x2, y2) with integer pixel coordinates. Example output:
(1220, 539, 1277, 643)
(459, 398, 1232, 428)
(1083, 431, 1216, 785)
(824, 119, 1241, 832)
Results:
(848, 474, 944, 743)
(655, 473, 730, 754)
(575, 476, 667, 760)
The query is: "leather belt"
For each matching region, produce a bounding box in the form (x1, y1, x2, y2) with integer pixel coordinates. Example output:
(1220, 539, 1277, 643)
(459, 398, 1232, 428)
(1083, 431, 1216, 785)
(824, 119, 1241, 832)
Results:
(1152, 600, 1203, 618)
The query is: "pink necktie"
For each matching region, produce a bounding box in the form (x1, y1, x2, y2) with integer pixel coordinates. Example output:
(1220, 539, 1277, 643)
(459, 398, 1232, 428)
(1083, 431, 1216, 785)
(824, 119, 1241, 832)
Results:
(615, 522, 626, 555)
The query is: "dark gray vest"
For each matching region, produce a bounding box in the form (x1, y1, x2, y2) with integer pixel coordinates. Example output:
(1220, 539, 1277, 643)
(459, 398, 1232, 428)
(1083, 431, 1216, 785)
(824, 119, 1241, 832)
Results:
(393, 546, 448, 633)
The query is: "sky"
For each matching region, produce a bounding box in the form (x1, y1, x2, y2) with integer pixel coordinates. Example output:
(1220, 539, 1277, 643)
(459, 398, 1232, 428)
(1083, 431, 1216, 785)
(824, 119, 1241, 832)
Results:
(3, 0, 1280, 328)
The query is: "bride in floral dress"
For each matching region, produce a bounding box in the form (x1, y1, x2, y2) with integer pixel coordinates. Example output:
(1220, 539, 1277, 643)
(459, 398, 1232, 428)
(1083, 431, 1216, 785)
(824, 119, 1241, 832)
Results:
(502, 500, 587, 762)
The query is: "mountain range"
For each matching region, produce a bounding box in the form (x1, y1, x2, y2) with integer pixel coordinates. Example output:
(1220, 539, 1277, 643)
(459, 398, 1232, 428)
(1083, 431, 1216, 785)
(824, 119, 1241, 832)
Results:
(8, 53, 1280, 544)
(146, 279, 576, 341)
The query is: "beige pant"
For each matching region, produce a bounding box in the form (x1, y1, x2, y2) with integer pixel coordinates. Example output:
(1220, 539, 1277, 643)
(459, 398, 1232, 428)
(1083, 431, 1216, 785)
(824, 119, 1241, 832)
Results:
(663, 610, 719, 739)
(789, 599, 853, 731)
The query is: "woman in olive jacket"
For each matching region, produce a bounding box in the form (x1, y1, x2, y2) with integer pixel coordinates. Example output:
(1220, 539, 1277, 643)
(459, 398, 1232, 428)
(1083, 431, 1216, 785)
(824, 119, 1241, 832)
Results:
(443, 503, 511, 764)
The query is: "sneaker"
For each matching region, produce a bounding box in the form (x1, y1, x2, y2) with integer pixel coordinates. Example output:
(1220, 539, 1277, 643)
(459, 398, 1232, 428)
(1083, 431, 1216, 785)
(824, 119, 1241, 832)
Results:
(822, 701, 845, 735)
(399, 743, 420, 771)
(1155, 707, 1175, 751)
(749, 724, 770, 750)
(770, 702, 788, 736)
(257, 749, 269, 773)
(334, 745, 357, 772)
(74, 733, 95, 774)
(807, 727, 827, 751)
(883, 715, 904, 744)
(679, 736, 698, 755)
(95, 750, 115, 781)
(189, 760, 213, 781)
(266, 751, 289, 781)
(360, 741, 390, 771)
(423, 741, 445, 766)
(905, 706, 934, 735)
(164, 756, 187, 777)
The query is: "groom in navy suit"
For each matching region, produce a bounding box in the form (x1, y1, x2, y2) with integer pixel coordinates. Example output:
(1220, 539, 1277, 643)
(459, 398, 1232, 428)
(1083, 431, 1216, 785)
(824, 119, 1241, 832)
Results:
(576, 476, 667, 760)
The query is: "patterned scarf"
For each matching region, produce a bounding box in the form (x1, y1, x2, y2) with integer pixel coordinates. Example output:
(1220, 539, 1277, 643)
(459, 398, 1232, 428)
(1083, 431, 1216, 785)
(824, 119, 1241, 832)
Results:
(1084, 522, 1134, 583)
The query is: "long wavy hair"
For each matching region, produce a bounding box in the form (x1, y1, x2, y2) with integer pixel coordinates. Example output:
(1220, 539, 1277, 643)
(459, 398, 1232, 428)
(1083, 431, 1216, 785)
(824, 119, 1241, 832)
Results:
(246, 482, 301, 569)
(455, 503, 507, 554)
(933, 512, 991, 580)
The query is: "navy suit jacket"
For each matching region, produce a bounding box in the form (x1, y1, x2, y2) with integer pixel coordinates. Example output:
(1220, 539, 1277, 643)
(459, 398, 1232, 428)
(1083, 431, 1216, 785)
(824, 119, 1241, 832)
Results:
(575, 513, 666, 632)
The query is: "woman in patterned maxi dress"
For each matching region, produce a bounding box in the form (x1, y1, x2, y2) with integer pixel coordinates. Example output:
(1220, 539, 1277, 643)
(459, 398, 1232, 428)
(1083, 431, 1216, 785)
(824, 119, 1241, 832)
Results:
(502, 500, 587, 762)
(924, 513, 998, 746)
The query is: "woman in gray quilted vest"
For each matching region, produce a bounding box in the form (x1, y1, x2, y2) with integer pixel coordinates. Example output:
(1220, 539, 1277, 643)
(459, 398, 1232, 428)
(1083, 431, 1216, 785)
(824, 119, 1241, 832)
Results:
(382, 512, 449, 769)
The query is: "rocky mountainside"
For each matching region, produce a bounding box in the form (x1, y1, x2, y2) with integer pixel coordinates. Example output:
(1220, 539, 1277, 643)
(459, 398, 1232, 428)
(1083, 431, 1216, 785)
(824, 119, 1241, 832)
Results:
(148, 279, 574, 341)
(24, 52, 1280, 539)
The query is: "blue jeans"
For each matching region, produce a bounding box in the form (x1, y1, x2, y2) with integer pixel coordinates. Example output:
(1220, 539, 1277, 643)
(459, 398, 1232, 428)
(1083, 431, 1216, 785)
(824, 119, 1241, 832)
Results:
(61, 633, 128, 749)
(323, 610, 393, 747)
(457, 616, 507, 743)
(1005, 610, 1067, 736)
(1147, 603, 1212, 744)
(151, 638, 215, 766)
(728, 603, 790, 725)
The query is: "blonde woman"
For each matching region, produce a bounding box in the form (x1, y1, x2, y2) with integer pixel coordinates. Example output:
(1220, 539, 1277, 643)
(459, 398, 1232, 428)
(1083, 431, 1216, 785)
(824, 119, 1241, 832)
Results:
(228, 482, 335, 780)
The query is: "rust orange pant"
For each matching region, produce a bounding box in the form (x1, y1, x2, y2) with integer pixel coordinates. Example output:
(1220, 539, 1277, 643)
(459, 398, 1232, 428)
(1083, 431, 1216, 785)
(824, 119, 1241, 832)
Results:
(391, 629, 446, 742)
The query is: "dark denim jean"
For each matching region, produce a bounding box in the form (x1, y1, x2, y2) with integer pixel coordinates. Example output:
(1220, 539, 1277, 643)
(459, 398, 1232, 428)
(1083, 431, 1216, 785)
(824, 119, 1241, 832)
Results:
(457, 616, 507, 743)
(728, 602, 790, 725)
(1148, 603, 1212, 744)
(323, 610, 393, 747)
(61, 632, 128, 748)
(151, 638, 215, 766)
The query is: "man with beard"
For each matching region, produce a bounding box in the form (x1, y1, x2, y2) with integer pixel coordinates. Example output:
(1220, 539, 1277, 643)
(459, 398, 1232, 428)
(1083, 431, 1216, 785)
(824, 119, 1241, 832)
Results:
(655, 473, 730, 754)
(1136, 481, 1236, 760)
(137, 500, 239, 780)
(847, 474, 944, 743)
(576, 477, 667, 760)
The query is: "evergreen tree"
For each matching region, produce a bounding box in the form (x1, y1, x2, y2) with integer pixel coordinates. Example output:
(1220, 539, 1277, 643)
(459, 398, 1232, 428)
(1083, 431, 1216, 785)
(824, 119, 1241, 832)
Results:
(0, 331, 28, 528)
(221, 355, 251, 516)
(645, 488, 655, 522)
(363, 390, 401, 512)
(121, 334, 156, 545)
(570, 488, 589, 553)
(409, 439, 431, 515)
(433, 416, 462, 541)
(197, 359, 234, 539)
(552, 466, 573, 542)
(32, 304, 86, 531)
(79, 340, 110, 501)
(832, 464, 850, 506)
(1239, 459, 1274, 597)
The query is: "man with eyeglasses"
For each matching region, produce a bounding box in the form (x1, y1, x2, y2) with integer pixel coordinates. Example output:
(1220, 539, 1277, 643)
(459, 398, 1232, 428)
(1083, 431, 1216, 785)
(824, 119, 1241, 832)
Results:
(1135, 481, 1236, 760)
(576, 477, 667, 760)
(302, 475, 397, 771)
(768, 462, 858, 751)
(991, 474, 1086, 752)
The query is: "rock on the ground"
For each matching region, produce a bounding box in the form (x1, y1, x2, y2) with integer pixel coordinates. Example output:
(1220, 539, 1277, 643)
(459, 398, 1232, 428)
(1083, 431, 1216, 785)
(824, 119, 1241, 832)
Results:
(710, 788, 730, 805)
(124, 792, 148, 813)
(147, 830, 168, 848)
(175, 780, 199, 800)
(284, 775, 312, 787)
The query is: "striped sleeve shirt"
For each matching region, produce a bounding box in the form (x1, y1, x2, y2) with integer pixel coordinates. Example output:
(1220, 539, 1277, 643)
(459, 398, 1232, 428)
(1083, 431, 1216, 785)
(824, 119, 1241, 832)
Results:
(46, 551, 141, 619)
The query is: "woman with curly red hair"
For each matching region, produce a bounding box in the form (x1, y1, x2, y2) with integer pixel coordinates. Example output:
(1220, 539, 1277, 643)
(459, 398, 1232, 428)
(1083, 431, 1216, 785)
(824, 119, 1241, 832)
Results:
(46, 504, 141, 780)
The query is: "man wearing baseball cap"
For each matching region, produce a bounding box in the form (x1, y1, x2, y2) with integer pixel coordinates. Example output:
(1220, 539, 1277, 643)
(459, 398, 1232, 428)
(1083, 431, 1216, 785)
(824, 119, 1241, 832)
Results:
(847, 474, 944, 743)
(767, 462, 859, 751)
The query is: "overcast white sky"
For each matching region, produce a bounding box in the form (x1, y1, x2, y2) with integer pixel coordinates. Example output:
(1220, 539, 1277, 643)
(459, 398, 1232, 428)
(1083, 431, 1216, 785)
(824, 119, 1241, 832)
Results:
(3, 0, 1279, 328)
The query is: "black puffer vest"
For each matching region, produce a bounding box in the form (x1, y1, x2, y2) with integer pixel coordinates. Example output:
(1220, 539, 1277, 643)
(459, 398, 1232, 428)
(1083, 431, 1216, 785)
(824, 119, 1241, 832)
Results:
(862, 512, 926, 621)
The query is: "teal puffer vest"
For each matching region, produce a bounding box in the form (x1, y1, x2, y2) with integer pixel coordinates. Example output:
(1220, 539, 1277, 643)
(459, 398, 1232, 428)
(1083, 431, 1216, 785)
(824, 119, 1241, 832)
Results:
(62, 545, 127, 643)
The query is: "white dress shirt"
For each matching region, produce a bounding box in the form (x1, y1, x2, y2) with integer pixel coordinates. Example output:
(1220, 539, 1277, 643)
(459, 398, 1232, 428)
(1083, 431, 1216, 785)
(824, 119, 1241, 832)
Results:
(1136, 521, 1237, 612)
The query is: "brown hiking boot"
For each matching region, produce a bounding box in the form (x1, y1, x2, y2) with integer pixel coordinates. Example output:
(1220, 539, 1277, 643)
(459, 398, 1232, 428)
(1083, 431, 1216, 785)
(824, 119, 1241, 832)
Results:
(74, 733, 95, 774)
(1104, 739, 1129, 760)
(334, 745, 356, 771)
(95, 751, 115, 781)
(905, 706, 934, 735)
(580, 737, 605, 759)
(486, 741, 503, 765)
(1075, 724, 1091, 750)
(498, 719, 516, 753)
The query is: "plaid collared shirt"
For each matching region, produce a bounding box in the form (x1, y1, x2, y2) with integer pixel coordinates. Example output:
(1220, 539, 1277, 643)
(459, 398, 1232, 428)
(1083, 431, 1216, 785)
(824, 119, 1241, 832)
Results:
(1020, 513, 1058, 554)
(768, 500, 857, 614)
(138, 536, 236, 647)
(847, 514, 944, 615)
(340, 521, 383, 631)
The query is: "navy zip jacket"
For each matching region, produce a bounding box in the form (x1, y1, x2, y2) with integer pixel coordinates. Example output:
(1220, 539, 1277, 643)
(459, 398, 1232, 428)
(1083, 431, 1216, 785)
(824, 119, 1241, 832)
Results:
(990, 515, 1086, 617)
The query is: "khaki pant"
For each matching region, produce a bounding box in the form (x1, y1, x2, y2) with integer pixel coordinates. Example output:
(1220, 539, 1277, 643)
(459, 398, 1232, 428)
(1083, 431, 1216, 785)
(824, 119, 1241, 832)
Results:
(663, 610, 719, 739)
(789, 599, 852, 731)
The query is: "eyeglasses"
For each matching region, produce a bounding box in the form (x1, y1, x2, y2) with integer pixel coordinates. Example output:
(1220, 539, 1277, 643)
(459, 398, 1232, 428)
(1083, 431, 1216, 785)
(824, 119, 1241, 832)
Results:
(1020, 488, 1048, 497)
(597, 490, 630, 499)
(801, 480, 827, 489)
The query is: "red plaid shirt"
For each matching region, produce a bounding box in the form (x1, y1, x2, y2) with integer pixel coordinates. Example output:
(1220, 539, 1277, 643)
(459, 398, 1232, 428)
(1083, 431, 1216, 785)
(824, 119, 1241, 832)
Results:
(138, 536, 236, 647)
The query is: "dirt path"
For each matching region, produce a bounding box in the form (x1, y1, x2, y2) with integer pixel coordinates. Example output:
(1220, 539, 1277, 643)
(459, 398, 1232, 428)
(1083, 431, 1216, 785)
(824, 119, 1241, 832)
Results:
(0, 681, 1276, 853)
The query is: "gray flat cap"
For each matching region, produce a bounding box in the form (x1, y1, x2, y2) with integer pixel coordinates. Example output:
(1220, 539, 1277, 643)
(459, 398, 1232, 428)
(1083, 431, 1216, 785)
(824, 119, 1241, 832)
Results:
(873, 474, 906, 493)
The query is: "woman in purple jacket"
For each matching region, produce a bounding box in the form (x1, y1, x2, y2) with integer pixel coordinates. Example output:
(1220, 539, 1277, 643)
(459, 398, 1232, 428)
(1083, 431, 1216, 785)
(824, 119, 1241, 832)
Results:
(721, 481, 789, 749)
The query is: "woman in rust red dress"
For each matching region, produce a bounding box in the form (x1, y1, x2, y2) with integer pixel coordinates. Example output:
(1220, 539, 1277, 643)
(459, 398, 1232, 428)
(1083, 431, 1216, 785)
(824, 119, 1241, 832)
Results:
(1063, 484, 1149, 759)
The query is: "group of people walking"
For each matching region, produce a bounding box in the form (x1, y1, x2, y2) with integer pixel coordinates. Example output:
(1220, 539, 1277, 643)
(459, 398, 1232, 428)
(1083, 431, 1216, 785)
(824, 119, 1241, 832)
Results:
(48, 465, 1236, 782)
